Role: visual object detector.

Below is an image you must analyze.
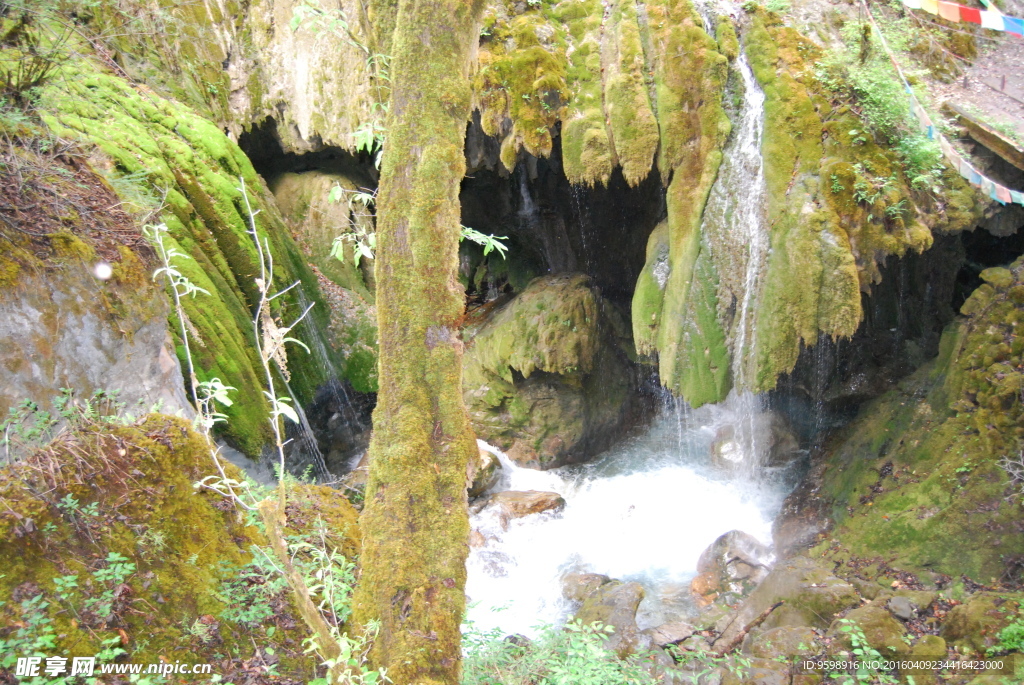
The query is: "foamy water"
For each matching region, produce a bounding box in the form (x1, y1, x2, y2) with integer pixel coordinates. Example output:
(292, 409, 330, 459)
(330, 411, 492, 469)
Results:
(465, 404, 793, 637)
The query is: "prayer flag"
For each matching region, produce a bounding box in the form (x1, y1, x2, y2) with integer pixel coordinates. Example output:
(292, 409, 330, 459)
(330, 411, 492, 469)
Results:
(920, 0, 939, 14)
(1011, 190, 1024, 205)
(969, 169, 983, 186)
(980, 10, 1005, 30)
(903, 0, 923, 8)
(938, 1, 961, 21)
(960, 6, 982, 23)
(940, 137, 954, 158)
(996, 185, 1013, 203)
(959, 159, 973, 180)
(1003, 16, 1024, 36)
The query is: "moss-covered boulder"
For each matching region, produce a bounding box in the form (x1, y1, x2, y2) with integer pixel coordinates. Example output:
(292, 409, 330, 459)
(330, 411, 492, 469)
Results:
(463, 273, 637, 469)
(715, 555, 861, 647)
(828, 605, 912, 657)
(941, 593, 1024, 656)
(39, 61, 356, 454)
(574, 580, 649, 658)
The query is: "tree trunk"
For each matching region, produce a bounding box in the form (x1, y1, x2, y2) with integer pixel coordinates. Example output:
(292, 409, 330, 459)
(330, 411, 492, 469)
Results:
(350, 0, 482, 682)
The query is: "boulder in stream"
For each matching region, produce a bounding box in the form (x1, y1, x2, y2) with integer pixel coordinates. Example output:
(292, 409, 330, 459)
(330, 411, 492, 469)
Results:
(691, 530, 773, 606)
(462, 274, 639, 470)
(561, 572, 611, 602)
(476, 490, 565, 530)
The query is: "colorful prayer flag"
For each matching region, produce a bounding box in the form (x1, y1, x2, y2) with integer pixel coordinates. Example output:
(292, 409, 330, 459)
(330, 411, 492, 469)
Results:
(959, 6, 982, 23)
(1011, 190, 1024, 205)
(1004, 16, 1024, 36)
(920, 0, 939, 15)
(938, 1, 961, 21)
(980, 10, 1005, 30)
(969, 169, 983, 186)
(996, 185, 1013, 203)
(904, 0, 923, 8)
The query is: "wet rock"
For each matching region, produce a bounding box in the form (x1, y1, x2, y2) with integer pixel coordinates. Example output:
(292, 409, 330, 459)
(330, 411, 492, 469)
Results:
(709, 411, 802, 473)
(887, 596, 916, 621)
(574, 581, 650, 657)
(907, 635, 946, 685)
(714, 556, 861, 647)
(678, 634, 711, 652)
(468, 530, 486, 548)
(646, 621, 695, 647)
(772, 459, 832, 558)
(744, 625, 818, 659)
(479, 490, 565, 529)
(462, 274, 638, 470)
(828, 605, 911, 657)
(696, 530, 774, 597)
(468, 445, 502, 498)
(940, 592, 1024, 655)
(561, 572, 611, 602)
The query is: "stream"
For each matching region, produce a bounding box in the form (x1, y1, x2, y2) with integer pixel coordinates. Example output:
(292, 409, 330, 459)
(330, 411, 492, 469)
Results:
(464, 397, 799, 638)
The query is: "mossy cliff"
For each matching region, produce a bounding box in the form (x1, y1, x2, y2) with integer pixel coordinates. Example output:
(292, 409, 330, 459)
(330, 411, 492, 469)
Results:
(463, 274, 636, 469)
(812, 260, 1024, 582)
(38, 61, 360, 455)
(270, 170, 380, 393)
(0, 415, 360, 673)
(633, 8, 984, 407)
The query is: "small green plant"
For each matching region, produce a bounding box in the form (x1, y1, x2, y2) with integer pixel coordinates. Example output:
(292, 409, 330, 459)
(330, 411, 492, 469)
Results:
(764, 0, 791, 14)
(830, 174, 845, 194)
(217, 552, 288, 626)
(987, 614, 1024, 655)
(831, 618, 901, 684)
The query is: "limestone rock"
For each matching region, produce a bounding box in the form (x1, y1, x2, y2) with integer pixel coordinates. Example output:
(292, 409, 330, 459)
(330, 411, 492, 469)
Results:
(714, 556, 861, 647)
(561, 572, 611, 603)
(887, 596, 916, 621)
(696, 530, 774, 597)
(744, 625, 818, 659)
(646, 621, 695, 648)
(941, 592, 1024, 655)
(574, 581, 650, 657)
(468, 445, 502, 498)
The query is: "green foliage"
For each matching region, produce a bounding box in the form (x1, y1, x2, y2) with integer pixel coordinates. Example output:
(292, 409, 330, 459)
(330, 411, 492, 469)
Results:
(462, 619, 663, 685)
(764, 0, 791, 13)
(830, 618, 900, 683)
(216, 553, 288, 626)
(895, 133, 945, 191)
(461, 226, 509, 259)
(988, 614, 1024, 656)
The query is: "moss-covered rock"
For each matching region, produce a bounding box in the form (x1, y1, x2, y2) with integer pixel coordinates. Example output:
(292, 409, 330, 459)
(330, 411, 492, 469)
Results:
(941, 593, 1024, 656)
(40, 64, 348, 454)
(810, 257, 1024, 582)
(828, 605, 912, 657)
(0, 415, 359, 674)
(463, 273, 636, 468)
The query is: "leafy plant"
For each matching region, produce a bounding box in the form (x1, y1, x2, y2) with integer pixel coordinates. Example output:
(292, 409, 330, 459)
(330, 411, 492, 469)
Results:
(831, 618, 900, 684)
(987, 614, 1024, 655)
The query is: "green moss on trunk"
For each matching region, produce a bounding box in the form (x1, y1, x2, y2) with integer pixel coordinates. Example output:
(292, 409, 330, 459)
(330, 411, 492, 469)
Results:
(349, 0, 483, 681)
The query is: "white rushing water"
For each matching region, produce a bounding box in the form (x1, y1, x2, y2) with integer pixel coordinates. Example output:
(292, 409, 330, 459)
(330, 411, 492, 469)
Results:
(465, 403, 792, 638)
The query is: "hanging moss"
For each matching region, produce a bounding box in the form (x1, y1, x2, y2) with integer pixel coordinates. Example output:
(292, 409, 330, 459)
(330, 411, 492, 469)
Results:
(603, 0, 659, 187)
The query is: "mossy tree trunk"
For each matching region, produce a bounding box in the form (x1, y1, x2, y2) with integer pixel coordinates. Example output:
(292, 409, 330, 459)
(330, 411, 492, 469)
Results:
(350, 0, 482, 682)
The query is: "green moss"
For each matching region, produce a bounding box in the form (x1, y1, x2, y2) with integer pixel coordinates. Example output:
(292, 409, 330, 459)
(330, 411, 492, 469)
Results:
(819, 258, 1024, 581)
(604, 0, 659, 186)
(38, 65, 343, 455)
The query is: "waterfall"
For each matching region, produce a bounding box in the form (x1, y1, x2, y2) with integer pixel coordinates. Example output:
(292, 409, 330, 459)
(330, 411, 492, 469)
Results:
(689, 49, 770, 475)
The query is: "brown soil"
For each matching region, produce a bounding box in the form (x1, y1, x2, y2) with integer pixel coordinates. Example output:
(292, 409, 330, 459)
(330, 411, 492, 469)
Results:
(0, 129, 149, 265)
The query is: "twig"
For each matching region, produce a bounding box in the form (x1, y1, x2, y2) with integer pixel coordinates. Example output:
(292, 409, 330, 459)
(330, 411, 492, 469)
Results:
(712, 601, 784, 655)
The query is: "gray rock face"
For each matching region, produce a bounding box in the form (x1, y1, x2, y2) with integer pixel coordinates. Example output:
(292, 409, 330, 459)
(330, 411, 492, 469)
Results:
(646, 621, 695, 648)
(696, 530, 774, 594)
(0, 268, 192, 442)
(888, 595, 917, 621)
(467, 445, 502, 498)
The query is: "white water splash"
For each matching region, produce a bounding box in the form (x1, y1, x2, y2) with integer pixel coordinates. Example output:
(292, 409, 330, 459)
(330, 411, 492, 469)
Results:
(465, 407, 789, 638)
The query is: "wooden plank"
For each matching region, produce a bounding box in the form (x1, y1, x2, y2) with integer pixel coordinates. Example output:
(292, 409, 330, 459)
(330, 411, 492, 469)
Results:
(941, 100, 1024, 171)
